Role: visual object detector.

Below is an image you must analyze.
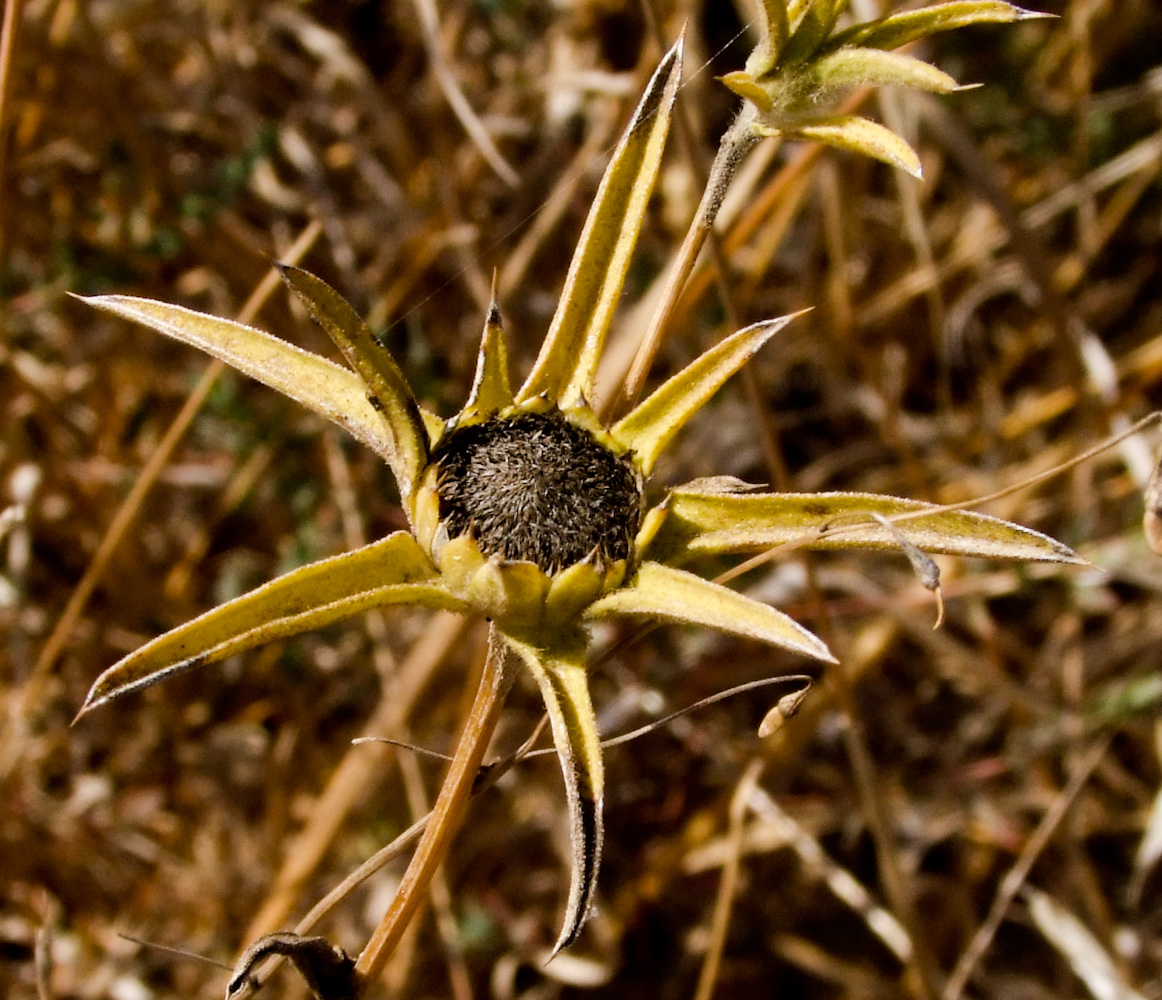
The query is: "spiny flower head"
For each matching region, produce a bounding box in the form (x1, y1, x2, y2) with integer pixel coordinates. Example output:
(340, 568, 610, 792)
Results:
(75, 37, 1079, 956)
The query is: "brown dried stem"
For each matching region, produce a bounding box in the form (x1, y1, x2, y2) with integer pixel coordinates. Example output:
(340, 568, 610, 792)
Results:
(353, 625, 514, 992)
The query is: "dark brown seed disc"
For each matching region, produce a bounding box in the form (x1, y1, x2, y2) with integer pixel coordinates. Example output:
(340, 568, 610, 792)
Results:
(433, 409, 643, 574)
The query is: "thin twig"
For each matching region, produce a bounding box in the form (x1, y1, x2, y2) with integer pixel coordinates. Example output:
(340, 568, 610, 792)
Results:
(244, 612, 469, 941)
(398, 748, 475, 1000)
(941, 736, 1113, 1000)
(0, 0, 26, 267)
(354, 626, 514, 991)
(693, 758, 765, 1000)
(410, 0, 519, 187)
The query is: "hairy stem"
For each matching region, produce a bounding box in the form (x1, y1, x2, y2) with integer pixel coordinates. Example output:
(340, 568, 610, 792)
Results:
(615, 104, 760, 414)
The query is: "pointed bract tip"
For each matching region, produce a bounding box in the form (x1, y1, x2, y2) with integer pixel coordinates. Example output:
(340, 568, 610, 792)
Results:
(627, 33, 684, 132)
(767, 306, 813, 327)
(72, 689, 106, 725)
(488, 270, 501, 319)
(815, 640, 840, 665)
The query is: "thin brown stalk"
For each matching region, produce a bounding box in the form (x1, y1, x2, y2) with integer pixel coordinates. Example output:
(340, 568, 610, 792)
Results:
(693, 758, 765, 1000)
(398, 748, 475, 1000)
(941, 736, 1113, 1000)
(824, 645, 939, 1000)
(410, 0, 518, 187)
(354, 626, 514, 991)
(244, 611, 469, 940)
(0, 0, 26, 267)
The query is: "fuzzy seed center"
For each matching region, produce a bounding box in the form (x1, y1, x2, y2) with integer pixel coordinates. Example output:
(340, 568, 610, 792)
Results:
(433, 410, 642, 574)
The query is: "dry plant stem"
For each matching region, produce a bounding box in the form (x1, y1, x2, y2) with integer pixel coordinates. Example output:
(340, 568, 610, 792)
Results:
(941, 735, 1113, 1000)
(245, 611, 469, 940)
(648, 4, 791, 496)
(615, 105, 760, 414)
(919, 98, 1153, 484)
(693, 759, 765, 1000)
(231, 821, 429, 1000)
(398, 749, 474, 1000)
(354, 625, 514, 991)
(236, 713, 550, 999)
(410, 0, 518, 187)
(24, 220, 323, 695)
(0, 0, 25, 266)
(669, 89, 871, 336)
(827, 646, 938, 1000)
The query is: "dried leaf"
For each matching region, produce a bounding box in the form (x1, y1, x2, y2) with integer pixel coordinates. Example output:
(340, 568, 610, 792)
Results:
(647, 490, 1085, 564)
(758, 683, 812, 737)
(502, 635, 604, 956)
(610, 313, 802, 474)
(1026, 888, 1147, 1000)
(586, 560, 836, 663)
(517, 37, 683, 407)
(78, 533, 465, 716)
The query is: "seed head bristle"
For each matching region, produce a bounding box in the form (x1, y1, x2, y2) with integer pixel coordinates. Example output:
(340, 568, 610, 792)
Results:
(433, 410, 643, 574)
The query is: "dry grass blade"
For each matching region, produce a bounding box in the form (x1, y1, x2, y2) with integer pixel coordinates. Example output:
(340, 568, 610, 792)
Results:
(1025, 889, 1147, 1000)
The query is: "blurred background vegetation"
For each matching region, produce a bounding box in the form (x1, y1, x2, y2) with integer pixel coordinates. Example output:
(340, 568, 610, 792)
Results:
(3, 0, 1162, 997)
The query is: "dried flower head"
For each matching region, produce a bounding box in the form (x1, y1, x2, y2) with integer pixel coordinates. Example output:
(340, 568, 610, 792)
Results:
(75, 36, 1079, 957)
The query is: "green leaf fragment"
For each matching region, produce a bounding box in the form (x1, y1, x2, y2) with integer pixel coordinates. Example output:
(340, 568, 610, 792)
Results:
(758, 115, 923, 177)
(646, 490, 1086, 565)
(811, 47, 962, 95)
(586, 560, 836, 663)
(827, 1, 1046, 54)
(78, 532, 466, 717)
(779, 0, 841, 67)
(277, 264, 428, 499)
(502, 635, 604, 956)
(720, 71, 775, 112)
(611, 313, 802, 475)
(77, 294, 401, 465)
(517, 37, 684, 408)
(747, 0, 790, 75)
